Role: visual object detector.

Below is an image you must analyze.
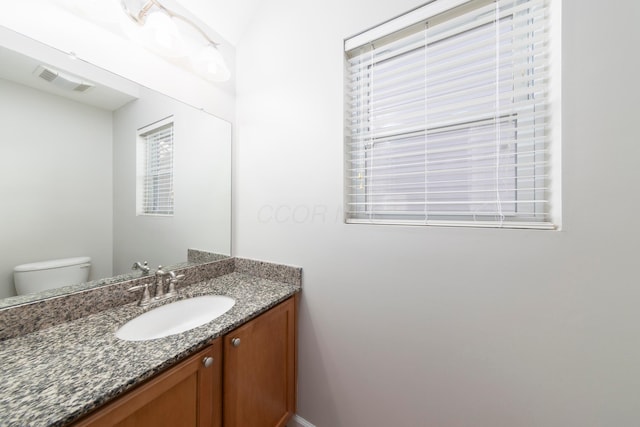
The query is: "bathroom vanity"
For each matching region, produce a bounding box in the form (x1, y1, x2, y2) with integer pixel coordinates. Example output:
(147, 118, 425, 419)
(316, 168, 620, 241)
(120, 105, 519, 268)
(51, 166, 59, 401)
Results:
(74, 297, 296, 427)
(0, 258, 300, 427)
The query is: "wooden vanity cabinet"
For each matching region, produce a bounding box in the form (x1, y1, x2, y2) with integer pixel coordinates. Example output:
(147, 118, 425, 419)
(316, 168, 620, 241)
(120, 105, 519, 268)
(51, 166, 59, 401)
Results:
(223, 297, 297, 427)
(73, 339, 223, 427)
(72, 296, 297, 427)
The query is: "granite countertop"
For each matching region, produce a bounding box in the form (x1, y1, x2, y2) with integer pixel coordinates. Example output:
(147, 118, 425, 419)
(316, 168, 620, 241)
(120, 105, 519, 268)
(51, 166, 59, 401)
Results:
(0, 272, 300, 426)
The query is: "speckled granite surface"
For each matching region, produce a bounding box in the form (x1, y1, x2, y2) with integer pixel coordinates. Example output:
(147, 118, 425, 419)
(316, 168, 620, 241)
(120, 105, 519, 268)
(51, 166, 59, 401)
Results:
(187, 249, 230, 263)
(0, 259, 236, 340)
(235, 257, 302, 285)
(0, 270, 301, 427)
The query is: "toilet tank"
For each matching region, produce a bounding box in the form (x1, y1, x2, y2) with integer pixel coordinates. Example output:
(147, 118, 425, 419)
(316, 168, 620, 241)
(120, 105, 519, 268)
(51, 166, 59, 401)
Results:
(13, 256, 92, 296)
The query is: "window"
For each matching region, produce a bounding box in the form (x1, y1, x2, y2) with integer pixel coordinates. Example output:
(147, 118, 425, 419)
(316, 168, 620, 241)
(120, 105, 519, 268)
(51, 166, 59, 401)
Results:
(345, 0, 558, 228)
(136, 117, 174, 216)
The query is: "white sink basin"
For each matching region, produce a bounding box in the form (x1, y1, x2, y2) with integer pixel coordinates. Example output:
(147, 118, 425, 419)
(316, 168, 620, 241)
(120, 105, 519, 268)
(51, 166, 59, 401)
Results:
(116, 295, 235, 341)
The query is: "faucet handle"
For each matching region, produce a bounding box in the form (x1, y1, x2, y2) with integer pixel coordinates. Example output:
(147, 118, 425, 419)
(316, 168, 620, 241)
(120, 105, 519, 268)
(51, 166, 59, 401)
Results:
(166, 272, 185, 297)
(128, 283, 151, 306)
(169, 271, 185, 281)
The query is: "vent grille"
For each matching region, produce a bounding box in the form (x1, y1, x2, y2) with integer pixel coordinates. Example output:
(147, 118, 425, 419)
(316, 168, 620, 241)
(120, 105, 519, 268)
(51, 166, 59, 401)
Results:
(73, 84, 93, 93)
(38, 68, 58, 82)
(33, 65, 94, 93)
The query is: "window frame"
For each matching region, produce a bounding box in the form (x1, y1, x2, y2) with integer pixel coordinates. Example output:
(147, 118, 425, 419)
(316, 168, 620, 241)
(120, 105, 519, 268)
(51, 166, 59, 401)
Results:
(136, 116, 175, 217)
(343, 0, 560, 229)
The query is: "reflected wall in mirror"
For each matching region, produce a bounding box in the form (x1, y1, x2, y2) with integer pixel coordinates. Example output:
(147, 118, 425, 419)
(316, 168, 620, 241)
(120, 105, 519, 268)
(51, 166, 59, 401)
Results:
(0, 32, 231, 305)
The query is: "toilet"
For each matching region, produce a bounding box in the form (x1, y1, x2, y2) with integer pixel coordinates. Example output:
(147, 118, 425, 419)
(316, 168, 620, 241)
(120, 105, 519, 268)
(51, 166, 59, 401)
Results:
(13, 256, 92, 296)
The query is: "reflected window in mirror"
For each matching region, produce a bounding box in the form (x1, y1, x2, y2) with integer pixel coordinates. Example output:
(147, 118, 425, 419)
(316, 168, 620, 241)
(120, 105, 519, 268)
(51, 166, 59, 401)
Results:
(137, 116, 175, 216)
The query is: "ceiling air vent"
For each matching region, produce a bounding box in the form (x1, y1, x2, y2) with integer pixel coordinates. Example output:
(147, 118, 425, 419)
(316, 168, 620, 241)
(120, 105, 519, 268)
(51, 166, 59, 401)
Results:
(38, 67, 58, 82)
(73, 83, 93, 92)
(34, 65, 95, 93)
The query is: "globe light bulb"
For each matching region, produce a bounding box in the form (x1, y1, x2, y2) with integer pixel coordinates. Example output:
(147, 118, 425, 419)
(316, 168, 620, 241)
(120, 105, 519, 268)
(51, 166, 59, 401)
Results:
(190, 44, 230, 82)
(141, 11, 183, 57)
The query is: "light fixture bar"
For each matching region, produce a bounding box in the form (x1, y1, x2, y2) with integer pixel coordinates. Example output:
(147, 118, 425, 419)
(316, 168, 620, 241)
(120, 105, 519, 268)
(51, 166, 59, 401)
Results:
(120, 0, 219, 47)
(119, 0, 230, 82)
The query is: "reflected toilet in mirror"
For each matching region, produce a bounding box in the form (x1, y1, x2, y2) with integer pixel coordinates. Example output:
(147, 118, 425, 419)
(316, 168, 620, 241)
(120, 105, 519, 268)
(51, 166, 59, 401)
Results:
(14, 257, 91, 296)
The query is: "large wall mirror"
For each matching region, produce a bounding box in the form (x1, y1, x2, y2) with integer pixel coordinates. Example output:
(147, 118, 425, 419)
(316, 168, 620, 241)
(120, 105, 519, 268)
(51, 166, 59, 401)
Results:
(0, 30, 231, 307)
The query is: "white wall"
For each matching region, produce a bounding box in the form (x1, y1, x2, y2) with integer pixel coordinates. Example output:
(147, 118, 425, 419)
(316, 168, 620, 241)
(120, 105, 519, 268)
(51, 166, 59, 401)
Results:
(113, 88, 231, 275)
(0, 79, 113, 298)
(235, 1, 640, 426)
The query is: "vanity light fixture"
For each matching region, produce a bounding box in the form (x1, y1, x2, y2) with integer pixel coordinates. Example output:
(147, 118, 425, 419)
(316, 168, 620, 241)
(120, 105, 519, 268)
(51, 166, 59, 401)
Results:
(119, 0, 230, 82)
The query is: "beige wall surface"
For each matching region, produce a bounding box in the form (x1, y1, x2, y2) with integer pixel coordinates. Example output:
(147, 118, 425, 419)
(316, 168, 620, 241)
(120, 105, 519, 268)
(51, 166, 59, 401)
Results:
(234, 1, 640, 426)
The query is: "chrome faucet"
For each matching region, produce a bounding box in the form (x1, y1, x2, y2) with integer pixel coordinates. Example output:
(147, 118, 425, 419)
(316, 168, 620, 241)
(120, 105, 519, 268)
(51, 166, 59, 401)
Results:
(132, 261, 150, 275)
(154, 266, 169, 299)
(128, 266, 186, 306)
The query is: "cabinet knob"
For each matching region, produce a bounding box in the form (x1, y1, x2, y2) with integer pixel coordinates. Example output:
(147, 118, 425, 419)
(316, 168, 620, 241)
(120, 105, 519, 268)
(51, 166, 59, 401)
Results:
(231, 337, 241, 347)
(202, 356, 214, 368)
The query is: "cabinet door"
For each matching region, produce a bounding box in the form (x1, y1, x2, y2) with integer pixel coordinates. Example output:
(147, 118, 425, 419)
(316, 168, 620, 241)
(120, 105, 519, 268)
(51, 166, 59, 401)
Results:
(223, 297, 296, 427)
(74, 339, 222, 427)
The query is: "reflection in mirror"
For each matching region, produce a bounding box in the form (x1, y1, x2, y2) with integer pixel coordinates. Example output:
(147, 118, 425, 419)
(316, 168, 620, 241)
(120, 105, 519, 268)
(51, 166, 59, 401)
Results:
(0, 33, 231, 307)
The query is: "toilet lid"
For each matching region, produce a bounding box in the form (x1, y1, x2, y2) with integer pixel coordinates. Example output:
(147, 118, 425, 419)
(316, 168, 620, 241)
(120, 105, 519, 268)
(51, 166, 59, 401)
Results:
(14, 256, 91, 272)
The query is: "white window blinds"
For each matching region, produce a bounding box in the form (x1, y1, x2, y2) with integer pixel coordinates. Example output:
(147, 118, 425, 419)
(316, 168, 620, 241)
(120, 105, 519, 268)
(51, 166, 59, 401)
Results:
(137, 118, 174, 216)
(345, 0, 556, 228)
